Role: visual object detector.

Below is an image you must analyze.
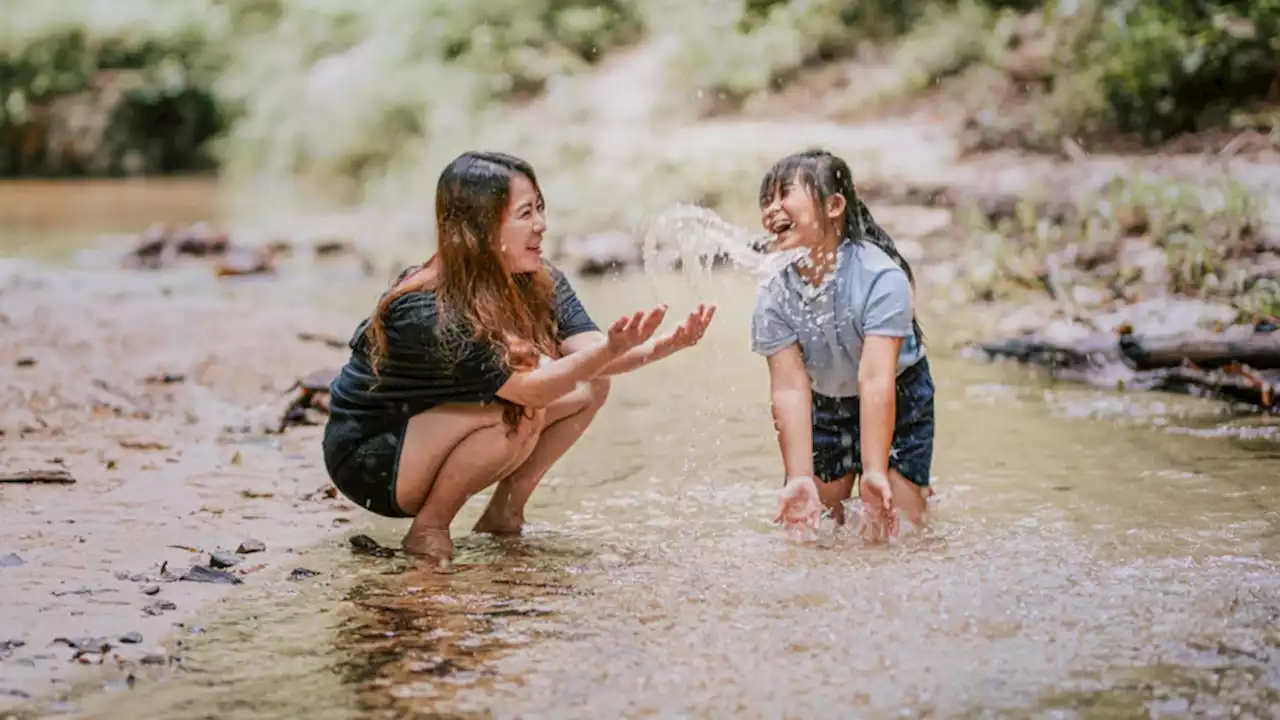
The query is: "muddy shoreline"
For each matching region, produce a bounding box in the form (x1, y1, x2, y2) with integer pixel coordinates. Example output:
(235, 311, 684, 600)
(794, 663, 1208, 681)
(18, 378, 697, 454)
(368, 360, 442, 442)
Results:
(0, 261, 365, 712)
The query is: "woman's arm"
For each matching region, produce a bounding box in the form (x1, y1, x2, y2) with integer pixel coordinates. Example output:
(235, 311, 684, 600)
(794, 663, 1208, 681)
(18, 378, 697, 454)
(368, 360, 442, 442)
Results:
(558, 304, 716, 377)
(857, 335, 903, 478)
(497, 308, 664, 408)
(495, 340, 620, 408)
(766, 345, 815, 479)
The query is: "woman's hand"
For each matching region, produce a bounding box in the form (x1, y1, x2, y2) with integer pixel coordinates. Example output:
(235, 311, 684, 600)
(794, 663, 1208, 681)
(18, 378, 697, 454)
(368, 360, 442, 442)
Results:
(775, 475, 822, 539)
(653, 303, 717, 357)
(606, 306, 667, 355)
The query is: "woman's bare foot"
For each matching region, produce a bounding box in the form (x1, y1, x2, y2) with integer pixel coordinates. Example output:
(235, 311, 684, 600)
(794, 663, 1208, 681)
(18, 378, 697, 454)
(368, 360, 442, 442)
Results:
(472, 509, 524, 536)
(401, 527, 454, 565)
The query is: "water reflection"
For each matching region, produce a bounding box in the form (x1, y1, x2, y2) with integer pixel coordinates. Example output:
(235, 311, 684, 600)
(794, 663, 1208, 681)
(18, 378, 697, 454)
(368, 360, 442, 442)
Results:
(334, 536, 600, 718)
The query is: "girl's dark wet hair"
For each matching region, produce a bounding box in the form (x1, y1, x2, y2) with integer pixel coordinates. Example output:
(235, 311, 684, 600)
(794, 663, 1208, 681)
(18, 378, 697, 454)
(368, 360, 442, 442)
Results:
(759, 148, 924, 343)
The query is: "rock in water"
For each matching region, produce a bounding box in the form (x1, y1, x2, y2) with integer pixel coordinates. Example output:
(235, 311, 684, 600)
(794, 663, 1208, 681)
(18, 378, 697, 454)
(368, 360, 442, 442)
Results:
(209, 551, 241, 569)
(180, 565, 243, 585)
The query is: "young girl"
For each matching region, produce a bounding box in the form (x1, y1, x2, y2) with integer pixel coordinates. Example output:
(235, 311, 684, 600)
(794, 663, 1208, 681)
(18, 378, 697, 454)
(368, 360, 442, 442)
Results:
(752, 148, 935, 542)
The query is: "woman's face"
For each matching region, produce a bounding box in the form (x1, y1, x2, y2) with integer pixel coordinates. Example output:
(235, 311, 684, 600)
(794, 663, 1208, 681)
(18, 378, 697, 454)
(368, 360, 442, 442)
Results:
(498, 173, 546, 274)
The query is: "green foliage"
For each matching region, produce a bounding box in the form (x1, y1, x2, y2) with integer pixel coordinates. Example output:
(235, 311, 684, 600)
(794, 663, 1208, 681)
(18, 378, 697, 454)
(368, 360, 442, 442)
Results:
(966, 0, 1280, 149)
(0, 1, 229, 175)
(1077, 0, 1280, 141)
(211, 0, 644, 188)
(656, 0, 942, 104)
(0, 0, 643, 179)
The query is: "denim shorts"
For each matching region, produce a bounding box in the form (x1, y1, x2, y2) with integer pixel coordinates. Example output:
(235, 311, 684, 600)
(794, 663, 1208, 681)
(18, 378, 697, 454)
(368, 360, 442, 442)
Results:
(322, 417, 412, 519)
(810, 357, 935, 487)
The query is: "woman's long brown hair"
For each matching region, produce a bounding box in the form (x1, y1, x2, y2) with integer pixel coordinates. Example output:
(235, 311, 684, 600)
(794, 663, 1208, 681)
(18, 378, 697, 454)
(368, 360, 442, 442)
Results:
(364, 151, 559, 429)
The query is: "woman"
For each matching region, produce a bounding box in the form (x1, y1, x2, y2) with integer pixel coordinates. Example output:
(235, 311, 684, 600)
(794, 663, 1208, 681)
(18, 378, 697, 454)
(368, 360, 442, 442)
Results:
(752, 148, 935, 542)
(323, 151, 716, 563)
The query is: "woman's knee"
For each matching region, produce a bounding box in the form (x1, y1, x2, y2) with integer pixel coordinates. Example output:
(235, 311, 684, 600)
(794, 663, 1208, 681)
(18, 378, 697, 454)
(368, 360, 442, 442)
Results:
(511, 407, 546, 444)
(585, 377, 611, 413)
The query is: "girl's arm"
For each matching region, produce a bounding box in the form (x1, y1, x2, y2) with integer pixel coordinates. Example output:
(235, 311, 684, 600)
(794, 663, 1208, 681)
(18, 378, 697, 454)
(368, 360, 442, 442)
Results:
(766, 345, 815, 479)
(857, 335, 904, 479)
(858, 264, 915, 479)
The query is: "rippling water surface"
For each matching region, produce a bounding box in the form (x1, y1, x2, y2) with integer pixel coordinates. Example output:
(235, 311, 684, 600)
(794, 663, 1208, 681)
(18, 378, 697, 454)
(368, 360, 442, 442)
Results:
(4, 183, 1278, 719)
(45, 269, 1278, 720)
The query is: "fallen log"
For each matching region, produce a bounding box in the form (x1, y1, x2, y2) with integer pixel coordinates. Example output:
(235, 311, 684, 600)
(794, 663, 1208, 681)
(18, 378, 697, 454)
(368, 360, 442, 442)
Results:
(977, 333, 1119, 367)
(1119, 332, 1280, 371)
(975, 334, 1278, 412)
(0, 469, 76, 484)
(1148, 364, 1278, 411)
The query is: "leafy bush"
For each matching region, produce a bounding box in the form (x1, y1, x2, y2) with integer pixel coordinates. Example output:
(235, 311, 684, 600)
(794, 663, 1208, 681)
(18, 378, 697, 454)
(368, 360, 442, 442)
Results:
(0, 2, 228, 175)
(655, 0, 943, 107)
(964, 0, 1280, 149)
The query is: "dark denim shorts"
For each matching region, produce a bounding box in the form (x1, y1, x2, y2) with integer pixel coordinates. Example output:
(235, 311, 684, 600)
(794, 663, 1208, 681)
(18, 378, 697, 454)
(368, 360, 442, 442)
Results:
(322, 417, 412, 519)
(811, 357, 935, 487)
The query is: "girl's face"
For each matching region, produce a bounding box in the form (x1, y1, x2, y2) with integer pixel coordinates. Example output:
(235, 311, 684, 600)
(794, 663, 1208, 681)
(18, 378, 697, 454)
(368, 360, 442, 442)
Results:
(759, 171, 845, 253)
(498, 173, 546, 274)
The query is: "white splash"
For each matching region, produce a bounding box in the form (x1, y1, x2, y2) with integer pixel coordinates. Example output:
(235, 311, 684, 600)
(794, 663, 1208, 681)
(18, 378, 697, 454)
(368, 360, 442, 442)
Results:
(640, 202, 805, 284)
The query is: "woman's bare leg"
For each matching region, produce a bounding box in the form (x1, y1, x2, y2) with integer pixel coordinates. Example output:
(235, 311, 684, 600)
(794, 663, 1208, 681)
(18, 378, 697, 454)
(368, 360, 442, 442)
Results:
(393, 404, 543, 562)
(473, 377, 610, 535)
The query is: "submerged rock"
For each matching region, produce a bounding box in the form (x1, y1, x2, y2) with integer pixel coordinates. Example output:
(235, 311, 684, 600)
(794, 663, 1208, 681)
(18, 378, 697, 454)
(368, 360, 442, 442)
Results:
(558, 231, 641, 276)
(180, 565, 243, 585)
(278, 368, 339, 432)
(349, 534, 396, 558)
(208, 551, 241, 569)
(121, 222, 277, 278)
(52, 637, 111, 656)
(143, 600, 177, 616)
(236, 539, 266, 555)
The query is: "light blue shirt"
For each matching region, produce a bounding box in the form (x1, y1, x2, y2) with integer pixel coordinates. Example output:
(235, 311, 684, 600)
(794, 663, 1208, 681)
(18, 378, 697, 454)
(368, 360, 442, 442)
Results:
(750, 239, 924, 398)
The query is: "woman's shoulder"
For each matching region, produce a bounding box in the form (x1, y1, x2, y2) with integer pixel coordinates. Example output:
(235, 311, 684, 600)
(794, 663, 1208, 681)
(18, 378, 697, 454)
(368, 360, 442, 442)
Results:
(384, 285, 439, 327)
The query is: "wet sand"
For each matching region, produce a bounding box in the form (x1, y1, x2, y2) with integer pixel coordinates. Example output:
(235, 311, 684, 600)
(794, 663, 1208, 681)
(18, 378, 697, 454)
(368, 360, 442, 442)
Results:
(0, 260, 360, 710)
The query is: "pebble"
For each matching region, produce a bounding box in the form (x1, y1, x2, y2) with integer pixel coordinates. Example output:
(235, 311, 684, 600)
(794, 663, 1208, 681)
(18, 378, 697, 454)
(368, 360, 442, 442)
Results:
(143, 600, 177, 616)
(209, 551, 241, 569)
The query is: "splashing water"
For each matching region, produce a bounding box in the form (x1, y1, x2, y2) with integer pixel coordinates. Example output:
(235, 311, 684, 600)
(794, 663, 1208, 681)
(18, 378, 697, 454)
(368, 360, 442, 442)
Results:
(640, 202, 804, 288)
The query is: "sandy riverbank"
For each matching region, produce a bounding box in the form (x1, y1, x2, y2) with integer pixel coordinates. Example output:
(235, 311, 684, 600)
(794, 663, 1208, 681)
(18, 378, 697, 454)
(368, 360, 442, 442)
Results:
(0, 261, 363, 711)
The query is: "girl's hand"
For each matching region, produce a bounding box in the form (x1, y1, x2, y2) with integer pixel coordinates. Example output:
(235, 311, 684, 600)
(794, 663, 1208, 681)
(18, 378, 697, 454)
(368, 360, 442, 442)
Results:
(653, 304, 717, 356)
(858, 471, 898, 541)
(606, 306, 667, 355)
(774, 475, 822, 539)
